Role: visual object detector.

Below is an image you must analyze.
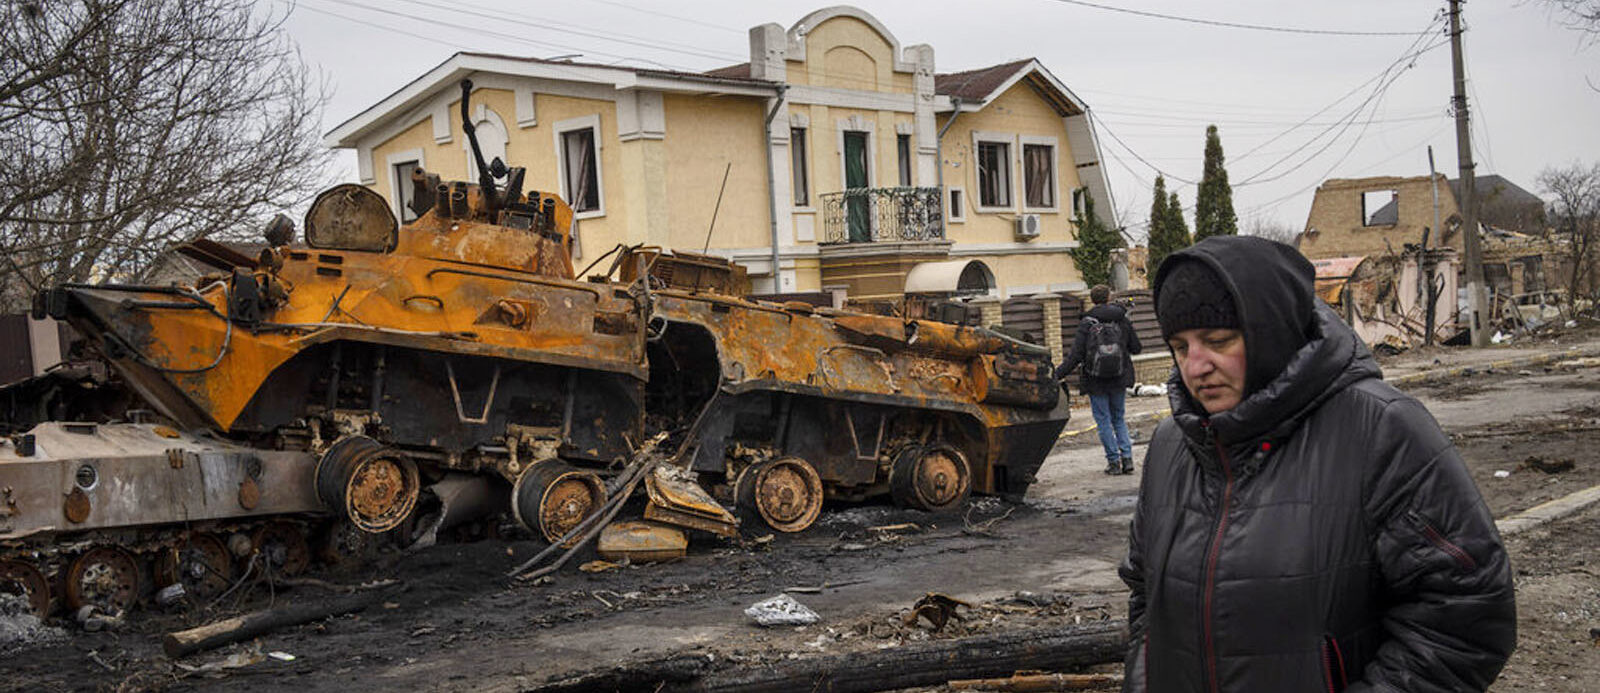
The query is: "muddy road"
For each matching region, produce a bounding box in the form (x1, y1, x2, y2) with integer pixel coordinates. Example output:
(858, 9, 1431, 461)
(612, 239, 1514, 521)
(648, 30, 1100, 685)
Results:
(5, 344, 1600, 692)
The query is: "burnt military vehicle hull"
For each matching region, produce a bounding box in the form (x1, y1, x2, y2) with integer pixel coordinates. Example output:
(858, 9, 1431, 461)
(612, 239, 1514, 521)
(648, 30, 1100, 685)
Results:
(2, 80, 1066, 617)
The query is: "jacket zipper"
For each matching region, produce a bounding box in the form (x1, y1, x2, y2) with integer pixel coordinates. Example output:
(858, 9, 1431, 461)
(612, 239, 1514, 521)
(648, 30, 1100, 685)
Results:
(1321, 634, 1347, 692)
(1202, 436, 1233, 693)
(1142, 632, 1150, 690)
(1407, 510, 1477, 572)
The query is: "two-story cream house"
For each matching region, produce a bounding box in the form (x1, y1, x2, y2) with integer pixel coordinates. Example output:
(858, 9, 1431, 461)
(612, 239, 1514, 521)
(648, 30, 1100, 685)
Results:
(325, 6, 1116, 301)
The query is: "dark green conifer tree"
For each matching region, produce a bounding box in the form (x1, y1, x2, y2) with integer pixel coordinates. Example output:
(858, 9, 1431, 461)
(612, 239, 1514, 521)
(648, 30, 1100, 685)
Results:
(1067, 189, 1122, 288)
(1148, 179, 1193, 277)
(1194, 125, 1238, 240)
(1146, 175, 1183, 276)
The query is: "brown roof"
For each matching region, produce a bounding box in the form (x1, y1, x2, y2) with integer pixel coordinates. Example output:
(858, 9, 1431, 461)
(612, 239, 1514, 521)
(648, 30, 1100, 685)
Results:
(700, 58, 1052, 104)
(459, 52, 772, 87)
(704, 63, 752, 79)
(934, 58, 1034, 101)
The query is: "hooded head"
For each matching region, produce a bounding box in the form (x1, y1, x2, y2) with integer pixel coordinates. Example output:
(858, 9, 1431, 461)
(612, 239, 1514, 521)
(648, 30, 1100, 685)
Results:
(1152, 236, 1317, 402)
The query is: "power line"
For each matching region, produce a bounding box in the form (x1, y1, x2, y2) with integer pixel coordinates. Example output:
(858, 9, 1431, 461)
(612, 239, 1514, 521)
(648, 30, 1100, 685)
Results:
(299, 0, 924, 95)
(293, 2, 462, 50)
(582, 0, 746, 34)
(1230, 16, 1445, 162)
(1077, 87, 1435, 116)
(1232, 29, 1451, 186)
(387, 0, 743, 65)
(312, 0, 685, 67)
(1043, 0, 1438, 37)
(1089, 109, 1199, 186)
(1235, 122, 1453, 223)
(1094, 111, 1445, 129)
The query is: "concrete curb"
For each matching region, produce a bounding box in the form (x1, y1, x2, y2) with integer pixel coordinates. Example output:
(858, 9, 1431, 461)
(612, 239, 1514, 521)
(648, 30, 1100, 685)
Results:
(1061, 343, 1600, 439)
(1062, 408, 1168, 438)
(1495, 484, 1600, 536)
(1385, 344, 1600, 387)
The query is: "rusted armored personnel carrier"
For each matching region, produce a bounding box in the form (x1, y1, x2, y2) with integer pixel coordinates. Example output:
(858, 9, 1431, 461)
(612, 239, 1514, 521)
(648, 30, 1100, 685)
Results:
(3, 81, 1066, 617)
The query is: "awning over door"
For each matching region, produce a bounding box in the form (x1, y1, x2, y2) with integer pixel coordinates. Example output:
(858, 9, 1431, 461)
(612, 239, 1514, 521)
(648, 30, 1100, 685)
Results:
(903, 260, 994, 295)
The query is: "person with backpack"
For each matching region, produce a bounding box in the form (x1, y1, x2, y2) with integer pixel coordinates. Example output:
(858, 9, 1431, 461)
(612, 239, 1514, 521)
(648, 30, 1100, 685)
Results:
(1054, 284, 1142, 475)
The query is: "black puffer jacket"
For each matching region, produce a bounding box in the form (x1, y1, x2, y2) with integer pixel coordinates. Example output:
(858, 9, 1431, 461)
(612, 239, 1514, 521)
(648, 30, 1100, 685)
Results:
(1055, 303, 1143, 395)
(1120, 239, 1516, 692)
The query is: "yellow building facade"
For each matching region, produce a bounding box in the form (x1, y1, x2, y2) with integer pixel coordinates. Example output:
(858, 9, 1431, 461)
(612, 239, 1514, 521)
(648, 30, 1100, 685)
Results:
(326, 6, 1116, 300)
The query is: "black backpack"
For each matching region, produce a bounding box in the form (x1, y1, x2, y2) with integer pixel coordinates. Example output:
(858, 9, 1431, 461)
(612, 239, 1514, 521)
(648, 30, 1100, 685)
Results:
(1081, 316, 1126, 378)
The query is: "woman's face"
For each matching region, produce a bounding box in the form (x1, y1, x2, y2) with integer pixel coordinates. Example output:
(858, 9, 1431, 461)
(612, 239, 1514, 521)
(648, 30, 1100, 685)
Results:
(1166, 328, 1248, 414)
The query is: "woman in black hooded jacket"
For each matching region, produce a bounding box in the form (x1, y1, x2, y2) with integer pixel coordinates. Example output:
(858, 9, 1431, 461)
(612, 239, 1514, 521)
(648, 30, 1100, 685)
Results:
(1121, 236, 1515, 692)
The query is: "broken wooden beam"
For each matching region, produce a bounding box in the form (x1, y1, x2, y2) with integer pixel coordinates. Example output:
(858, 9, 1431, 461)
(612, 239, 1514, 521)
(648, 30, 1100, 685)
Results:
(529, 620, 1127, 693)
(162, 588, 395, 658)
(949, 672, 1123, 691)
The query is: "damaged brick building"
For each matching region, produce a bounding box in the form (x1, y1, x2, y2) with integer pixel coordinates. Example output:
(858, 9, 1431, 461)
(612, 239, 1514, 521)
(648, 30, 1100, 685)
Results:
(1299, 173, 1579, 344)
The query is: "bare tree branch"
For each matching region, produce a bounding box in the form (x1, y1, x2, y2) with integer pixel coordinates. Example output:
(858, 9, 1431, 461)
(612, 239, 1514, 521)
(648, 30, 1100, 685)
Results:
(0, 0, 333, 311)
(1537, 161, 1600, 313)
(1536, 0, 1600, 41)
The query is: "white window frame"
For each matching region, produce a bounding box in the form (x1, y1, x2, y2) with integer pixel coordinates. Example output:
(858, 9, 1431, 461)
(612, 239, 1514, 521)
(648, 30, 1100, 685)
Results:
(791, 126, 812, 210)
(1019, 134, 1060, 213)
(461, 105, 509, 182)
(971, 131, 1016, 213)
(552, 114, 606, 219)
(386, 148, 425, 223)
(896, 133, 913, 187)
(947, 186, 967, 224)
(836, 124, 876, 192)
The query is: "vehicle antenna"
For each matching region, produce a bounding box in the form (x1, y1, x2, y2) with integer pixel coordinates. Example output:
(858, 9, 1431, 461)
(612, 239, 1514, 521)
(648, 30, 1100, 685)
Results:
(702, 162, 732, 253)
(458, 79, 500, 215)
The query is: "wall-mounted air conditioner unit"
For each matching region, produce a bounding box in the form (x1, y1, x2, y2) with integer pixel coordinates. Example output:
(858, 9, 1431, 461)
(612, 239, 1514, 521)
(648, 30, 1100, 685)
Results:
(1014, 214, 1041, 240)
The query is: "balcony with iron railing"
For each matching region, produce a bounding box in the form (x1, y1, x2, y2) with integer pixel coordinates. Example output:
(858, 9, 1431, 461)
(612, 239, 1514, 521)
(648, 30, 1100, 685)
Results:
(820, 187, 944, 244)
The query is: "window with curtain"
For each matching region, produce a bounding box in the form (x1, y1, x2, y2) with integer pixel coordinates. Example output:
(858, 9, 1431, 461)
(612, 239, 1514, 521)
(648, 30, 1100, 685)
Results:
(897, 134, 912, 187)
(393, 160, 420, 222)
(1023, 143, 1054, 208)
(977, 141, 1011, 207)
(791, 127, 809, 206)
(561, 127, 600, 212)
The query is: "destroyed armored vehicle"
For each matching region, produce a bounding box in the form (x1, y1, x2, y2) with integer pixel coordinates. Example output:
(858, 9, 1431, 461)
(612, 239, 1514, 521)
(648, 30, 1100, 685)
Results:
(3, 81, 1067, 617)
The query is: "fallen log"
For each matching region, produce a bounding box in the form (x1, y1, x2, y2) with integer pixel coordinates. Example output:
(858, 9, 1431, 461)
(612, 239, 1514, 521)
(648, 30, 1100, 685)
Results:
(530, 620, 1127, 693)
(949, 672, 1123, 691)
(162, 588, 396, 658)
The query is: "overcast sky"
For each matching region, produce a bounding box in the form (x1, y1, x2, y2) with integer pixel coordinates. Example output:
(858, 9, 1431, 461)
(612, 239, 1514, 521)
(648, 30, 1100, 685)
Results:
(280, 0, 1600, 241)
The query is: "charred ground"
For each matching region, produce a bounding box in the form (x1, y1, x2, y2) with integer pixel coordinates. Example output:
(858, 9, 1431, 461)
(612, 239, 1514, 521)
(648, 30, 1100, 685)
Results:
(5, 342, 1600, 692)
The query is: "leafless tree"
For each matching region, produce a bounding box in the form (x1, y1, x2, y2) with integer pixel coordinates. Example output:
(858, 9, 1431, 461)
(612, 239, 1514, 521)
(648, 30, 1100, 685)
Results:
(1537, 162, 1600, 313)
(1538, 0, 1600, 40)
(1241, 216, 1299, 245)
(0, 0, 332, 312)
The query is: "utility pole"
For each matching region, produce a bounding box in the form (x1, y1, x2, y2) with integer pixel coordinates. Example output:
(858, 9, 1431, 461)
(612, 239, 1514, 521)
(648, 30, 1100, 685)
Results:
(1425, 146, 1440, 346)
(1449, 0, 1488, 347)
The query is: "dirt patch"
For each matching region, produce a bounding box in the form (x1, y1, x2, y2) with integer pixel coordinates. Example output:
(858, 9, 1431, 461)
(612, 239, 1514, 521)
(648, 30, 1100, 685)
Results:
(1491, 504, 1600, 691)
(1452, 430, 1600, 519)
(5, 358, 1600, 692)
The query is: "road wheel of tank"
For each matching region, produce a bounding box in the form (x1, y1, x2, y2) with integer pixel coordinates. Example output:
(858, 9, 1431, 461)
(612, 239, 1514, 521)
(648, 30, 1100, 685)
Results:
(64, 546, 140, 613)
(253, 521, 311, 576)
(513, 459, 607, 544)
(154, 533, 234, 601)
(0, 559, 52, 617)
(315, 519, 392, 569)
(735, 456, 824, 533)
(889, 443, 971, 512)
(315, 436, 421, 534)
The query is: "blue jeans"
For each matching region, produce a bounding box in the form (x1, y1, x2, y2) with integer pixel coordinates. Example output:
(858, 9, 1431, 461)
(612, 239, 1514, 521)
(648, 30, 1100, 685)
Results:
(1089, 389, 1132, 465)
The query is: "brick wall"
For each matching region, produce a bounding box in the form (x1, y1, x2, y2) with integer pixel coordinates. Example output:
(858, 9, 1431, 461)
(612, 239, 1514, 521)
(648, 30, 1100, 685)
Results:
(1300, 174, 1463, 260)
(1132, 352, 1171, 387)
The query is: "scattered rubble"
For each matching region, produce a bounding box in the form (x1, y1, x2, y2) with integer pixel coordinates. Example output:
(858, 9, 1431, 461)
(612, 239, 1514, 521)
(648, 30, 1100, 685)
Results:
(903, 593, 972, 632)
(745, 594, 820, 627)
(1520, 456, 1577, 474)
(0, 594, 65, 653)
